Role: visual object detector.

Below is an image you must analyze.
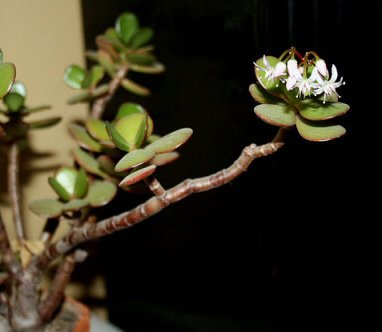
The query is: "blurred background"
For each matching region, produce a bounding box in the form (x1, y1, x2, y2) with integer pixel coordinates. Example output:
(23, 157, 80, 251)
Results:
(1, 0, 375, 331)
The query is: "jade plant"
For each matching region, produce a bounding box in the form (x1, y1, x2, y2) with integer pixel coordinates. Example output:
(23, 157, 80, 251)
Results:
(0, 12, 349, 332)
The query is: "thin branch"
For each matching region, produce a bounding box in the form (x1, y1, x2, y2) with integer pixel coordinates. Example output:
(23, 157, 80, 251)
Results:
(8, 143, 25, 242)
(144, 176, 168, 200)
(33, 141, 283, 271)
(39, 250, 87, 322)
(91, 65, 129, 119)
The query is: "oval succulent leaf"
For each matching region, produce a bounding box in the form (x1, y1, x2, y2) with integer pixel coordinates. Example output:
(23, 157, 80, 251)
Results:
(116, 12, 139, 44)
(97, 155, 119, 176)
(69, 123, 102, 152)
(129, 27, 154, 48)
(97, 50, 115, 77)
(104, 28, 126, 51)
(85, 119, 113, 145)
(3, 93, 25, 112)
(254, 104, 296, 127)
(86, 180, 117, 207)
(150, 151, 180, 166)
(0, 63, 16, 99)
(145, 128, 193, 153)
(129, 62, 165, 75)
(105, 121, 130, 152)
(254, 56, 281, 90)
(28, 117, 61, 130)
(119, 165, 156, 188)
(72, 148, 105, 177)
(121, 78, 150, 96)
(114, 113, 148, 150)
(29, 199, 63, 218)
(48, 177, 71, 201)
(74, 168, 89, 198)
(115, 149, 155, 172)
(81, 65, 104, 89)
(64, 65, 86, 89)
(55, 167, 77, 197)
(249, 83, 285, 105)
(126, 53, 156, 66)
(9, 81, 27, 97)
(116, 102, 145, 119)
(298, 100, 350, 121)
(62, 199, 89, 212)
(296, 115, 346, 142)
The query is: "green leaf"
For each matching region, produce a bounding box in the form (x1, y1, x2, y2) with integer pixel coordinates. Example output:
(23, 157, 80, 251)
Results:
(97, 50, 115, 76)
(119, 165, 156, 188)
(126, 53, 156, 66)
(74, 168, 89, 198)
(145, 128, 193, 153)
(29, 199, 63, 218)
(104, 28, 126, 51)
(129, 62, 165, 74)
(150, 152, 180, 166)
(254, 56, 282, 91)
(129, 28, 154, 48)
(86, 180, 117, 207)
(85, 119, 113, 145)
(21, 104, 51, 114)
(115, 113, 148, 150)
(81, 65, 104, 89)
(9, 81, 27, 97)
(68, 123, 102, 152)
(116, 12, 139, 44)
(97, 155, 119, 176)
(116, 102, 145, 119)
(295, 115, 346, 142)
(28, 117, 61, 130)
(64, 65, 85, 89)
(0, 63, 16, 99)
(105, 121, 130, 152)
(48, 177, 71, 201)
(121, 78, 150, 96)
(62, 199, 89, 212)
(249, 83, 285, 105)
(3, 93, 25, 112)
(298, 100, 350, 121)
(254, 104, 296, 127)
(115, 149, 155, 172)
(72, 148, 105, 177)
(54, 167, 77, 197)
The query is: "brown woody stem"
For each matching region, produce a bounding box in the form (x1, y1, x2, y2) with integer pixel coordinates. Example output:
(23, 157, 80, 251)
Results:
(8, 143, 25, 242)
(32, 141, 283, 271)
(91, 65, 129, 119)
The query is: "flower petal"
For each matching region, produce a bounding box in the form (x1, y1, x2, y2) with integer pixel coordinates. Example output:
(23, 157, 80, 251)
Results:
(316, 59, 328, 77)
(274, 62, 286, 77)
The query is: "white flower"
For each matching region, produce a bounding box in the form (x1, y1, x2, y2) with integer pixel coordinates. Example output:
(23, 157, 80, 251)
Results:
(285, 59, 300, 90)
(254, 55, 286, 84)
(285, 60, 319, 98)
(313, 64, 345, 103)
(315, 59, 328, 77)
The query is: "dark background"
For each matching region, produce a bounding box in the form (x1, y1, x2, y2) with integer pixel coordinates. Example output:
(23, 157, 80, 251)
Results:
(81, 1, 374, 331)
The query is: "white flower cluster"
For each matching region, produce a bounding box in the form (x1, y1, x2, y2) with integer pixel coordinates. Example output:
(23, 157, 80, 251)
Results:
(255, 55, 345, 103)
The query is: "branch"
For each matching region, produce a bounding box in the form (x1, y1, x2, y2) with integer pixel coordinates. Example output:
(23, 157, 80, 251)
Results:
(91, 65, 129, 119)
(33, 141, 283, 271)
(39, 250, 87, 322)
(8, 142, 25, 242)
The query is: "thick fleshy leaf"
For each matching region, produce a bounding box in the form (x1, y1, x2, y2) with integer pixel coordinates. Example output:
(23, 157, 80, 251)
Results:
(126, 53, 156, 66)
(85, 119, 113, 145)
(64, 65, 85, 89)
(29, 199, 63, 218)
(97, 49, 115, 76)
(74, 168, 89, 198)
(105, 121, 130, 152)
(21, 104, 51, 114)
(62, 199, 89, 212)
(150, 152, 180, 166)
(86, 180, 117, 207)
(115, 149, 155, 172)
(254, 56, 283, 91)
(298, 100, 350, 121)
(129, 28, 154, 48)
(48, 177, 71, 201)
(72, 148, 105, 177)
(116, 12, 139, 44)
(104, 28, 126, 51)
(9, 81, 27, 97)
(54, 167, 77, 196)
(129, 62, 165, 74)
(81, 66, 104, 89)
(146, 134, 161, 144)
(116, 102, 145, 119)
(97, 155, 119, 175)
(115, 113, 148, 150)
(254, 104, 296, 127)
(3, 93, 25, 112)
(121, 78, 150, 96)
(96, 36, 120, 60)
(249, 83, 285, 105)
(0, 63, 16, 99)
(69, 123, 102, 152)
(28, 117, 61, 130)
(119, 165, 156, 188)
(296, 116, 346, 142)
(145, 128, 193, 153)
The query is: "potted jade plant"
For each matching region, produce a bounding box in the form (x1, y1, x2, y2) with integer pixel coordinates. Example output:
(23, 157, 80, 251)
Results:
(0, 11, 349, 332)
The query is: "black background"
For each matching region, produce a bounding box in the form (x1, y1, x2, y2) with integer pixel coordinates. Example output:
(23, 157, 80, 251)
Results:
(81, 1, 375, 331)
